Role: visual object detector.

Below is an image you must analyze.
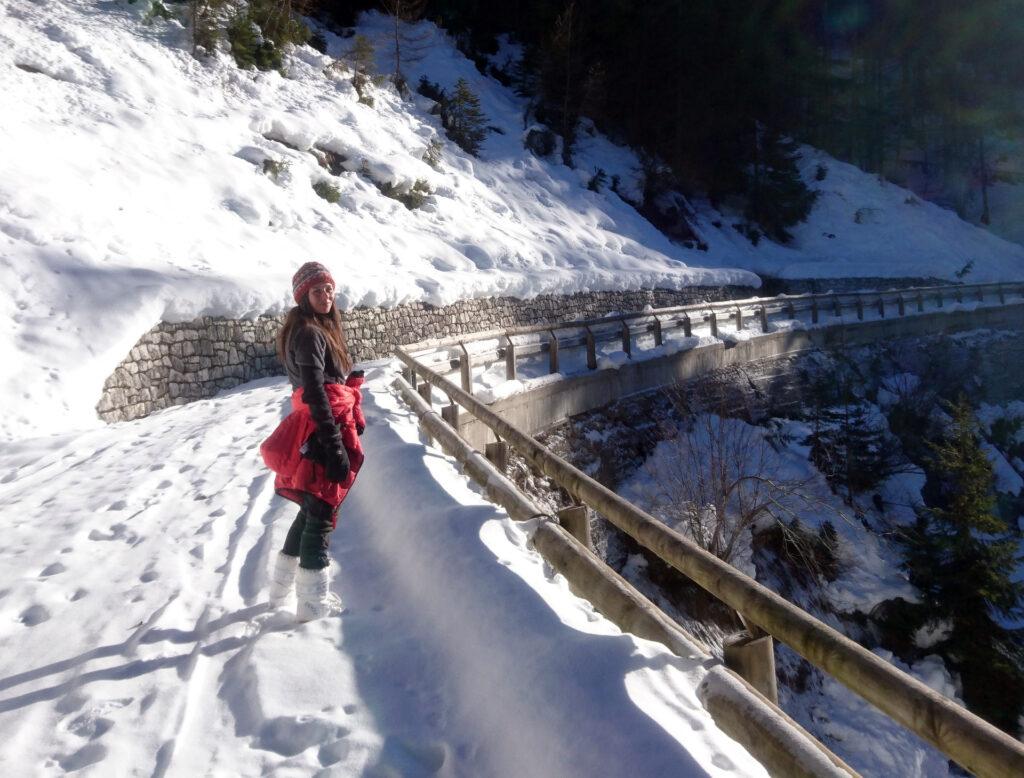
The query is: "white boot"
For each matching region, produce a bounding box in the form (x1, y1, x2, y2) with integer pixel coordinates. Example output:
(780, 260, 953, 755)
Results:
(268, 552, 299, 608)
(295, 566, 343, 622)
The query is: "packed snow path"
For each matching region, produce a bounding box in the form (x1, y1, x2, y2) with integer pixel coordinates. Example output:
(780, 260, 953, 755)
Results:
(0, 368, 767, 777)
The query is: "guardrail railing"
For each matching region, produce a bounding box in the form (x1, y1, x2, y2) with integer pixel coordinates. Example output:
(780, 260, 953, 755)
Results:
(408, 281, 1024, 393)
(393, 282, 1024, 777)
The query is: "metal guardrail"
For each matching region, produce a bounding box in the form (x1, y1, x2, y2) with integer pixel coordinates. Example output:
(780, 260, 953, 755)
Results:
(393, 283, 1024, 777)
(409, 281, 1024, 392)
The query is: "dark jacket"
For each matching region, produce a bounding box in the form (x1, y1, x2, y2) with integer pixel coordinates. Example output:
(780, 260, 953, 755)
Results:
(284, 324, 349, 464)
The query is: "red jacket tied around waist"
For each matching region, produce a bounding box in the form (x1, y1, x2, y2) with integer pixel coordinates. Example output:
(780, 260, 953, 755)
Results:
(260, 375, 365, 520)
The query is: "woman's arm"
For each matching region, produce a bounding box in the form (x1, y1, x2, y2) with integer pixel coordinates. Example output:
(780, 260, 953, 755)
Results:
(294, 327, 350, 482)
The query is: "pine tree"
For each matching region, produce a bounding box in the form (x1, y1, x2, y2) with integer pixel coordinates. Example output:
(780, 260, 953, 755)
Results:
(808, 399, 901, 504)
(380, 0, 428, 94)
(348, 34, 378, 105)
(443, 79, 488, 156)
(900, 398, 1024, 734)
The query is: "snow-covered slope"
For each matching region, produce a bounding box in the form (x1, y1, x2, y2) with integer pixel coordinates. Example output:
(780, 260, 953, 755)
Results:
(0, 367, 769, 777)
(2, 0, 1024, 443)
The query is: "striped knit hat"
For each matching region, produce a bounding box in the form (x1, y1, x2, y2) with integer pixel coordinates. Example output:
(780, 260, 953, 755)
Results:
(292, 261, 336, 304)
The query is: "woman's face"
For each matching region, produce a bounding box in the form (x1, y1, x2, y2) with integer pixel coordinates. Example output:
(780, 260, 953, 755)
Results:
(308, 283, 335, 315)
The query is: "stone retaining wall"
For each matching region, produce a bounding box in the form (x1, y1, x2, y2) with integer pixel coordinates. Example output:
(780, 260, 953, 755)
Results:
(97, 286, 754, 423)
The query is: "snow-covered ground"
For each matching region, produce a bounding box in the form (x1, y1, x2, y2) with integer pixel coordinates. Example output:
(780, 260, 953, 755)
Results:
(0, 367, 770, 777)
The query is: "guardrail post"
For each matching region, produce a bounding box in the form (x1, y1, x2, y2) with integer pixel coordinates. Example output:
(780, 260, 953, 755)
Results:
(724, 629, 779, 704)
(557, 505, 592, 552)
(682, 313, 692, 337)
(855, 297, 864, 320)
(936, 290, 944, 308)
(584, 326, 597, 369)
(441, 402, 459, 428)
(999, 284, 1006, 304)
(833, 296, 841, 317)
(810, 299, 819, 324)
(548, 330, 560, 374)
(976, 287, 984, 302)
(485, 440, 509, 472)
(621, 320, 632, 357)
(403, 366, 417, 388)
(504, 334, 517, 381)
(652, 315, 663, 346)
(458, 342, 473, 395)
(759, 306, 768, 333)
(877, 297, 885, 318)
(417, 381, 432, 406)
(785, 301, 796, 319)
(897, 295, 906, 316)
(917, 293, 924, 312)
(707, 311, 718, 338)
(955, 288, 963, 304)
(734, 307, 744, 330)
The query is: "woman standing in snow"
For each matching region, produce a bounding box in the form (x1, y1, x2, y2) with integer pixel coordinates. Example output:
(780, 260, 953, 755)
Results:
(260, 261, 365, 621)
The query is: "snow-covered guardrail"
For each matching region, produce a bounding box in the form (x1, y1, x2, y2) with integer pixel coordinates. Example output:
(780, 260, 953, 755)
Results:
(407, 281, 1024, 393)
(391, 373, 857, 778)
(393, 288, 1024, 778)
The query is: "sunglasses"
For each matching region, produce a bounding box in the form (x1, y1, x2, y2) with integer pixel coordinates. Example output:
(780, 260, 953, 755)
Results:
(310, 285, 335, 297)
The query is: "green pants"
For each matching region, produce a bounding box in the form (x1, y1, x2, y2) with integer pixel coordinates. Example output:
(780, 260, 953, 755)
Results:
(282, 493, 335, 570)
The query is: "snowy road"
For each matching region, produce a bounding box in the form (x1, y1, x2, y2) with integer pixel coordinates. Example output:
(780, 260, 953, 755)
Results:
(0, 367, 766, 777)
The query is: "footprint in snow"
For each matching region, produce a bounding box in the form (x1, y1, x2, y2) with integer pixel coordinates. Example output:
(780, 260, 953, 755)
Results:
(318, 735, 352, 767)
(67, 713, 113, 740)
(19, 603, 51, 626)
(57, 743, 107, 772)
(40, 562, 67, 577)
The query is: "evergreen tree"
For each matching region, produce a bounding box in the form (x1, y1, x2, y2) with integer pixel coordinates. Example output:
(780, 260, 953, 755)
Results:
(443, 78, 488, 156)
(900, 398, 1024, 734)
(742, 128, 817, 244)
(808, 399, 902, 504)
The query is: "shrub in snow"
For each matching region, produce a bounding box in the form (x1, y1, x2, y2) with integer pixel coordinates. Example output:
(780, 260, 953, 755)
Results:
(187, 0, 226, 57)
(141, 1, 173, 25)
(421, 138, 443, 170)
(348, 34, 382, 106)
(443, 79, 488, 157)
(378, 178, 432, 210)
(225, 1, 311, 72)
(416, 76, 445, 104)
(640, 410, 831, 566)
(262, 158, 288, 181)
(308, 29, 327, 54)
(312, 180, 340, 203)
(524, 127, 556, 158)
(311, 146, 347, 176)
(587, 168, 607, 193)
(227, 15, 280, 71)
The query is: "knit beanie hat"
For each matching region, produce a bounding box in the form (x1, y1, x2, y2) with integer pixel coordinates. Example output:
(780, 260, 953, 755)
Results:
(292, 261, 336, 304)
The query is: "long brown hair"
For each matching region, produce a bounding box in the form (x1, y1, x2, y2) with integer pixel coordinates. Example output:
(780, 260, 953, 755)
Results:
(277, 299, 353, 375)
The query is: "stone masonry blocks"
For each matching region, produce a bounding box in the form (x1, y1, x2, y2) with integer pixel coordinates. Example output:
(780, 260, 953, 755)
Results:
(96, 287, 754, 423)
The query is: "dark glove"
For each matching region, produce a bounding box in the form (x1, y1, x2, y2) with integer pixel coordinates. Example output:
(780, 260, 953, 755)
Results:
(348, 369, 365, 380)
(356, 422, 365, 436)
(324, 444, 351, 483)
